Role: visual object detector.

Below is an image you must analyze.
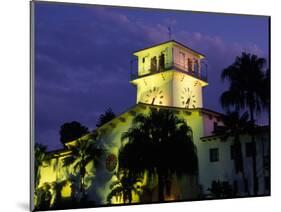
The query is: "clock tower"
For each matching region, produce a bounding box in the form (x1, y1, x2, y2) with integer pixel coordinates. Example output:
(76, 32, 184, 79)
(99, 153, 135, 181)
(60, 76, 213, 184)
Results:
(130, 40, 208, 108)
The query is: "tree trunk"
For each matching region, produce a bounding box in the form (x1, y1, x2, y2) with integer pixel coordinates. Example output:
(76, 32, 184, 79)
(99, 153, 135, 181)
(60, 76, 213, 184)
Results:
(35, 166, 40, 188)
(233, 136, 243, 173)
(80, 176, 84, 195)
(250, 107, 258, 195)
(233, 136, 249, 195)
(242, 172, 250, 196)
(128, 193, 132, 204)
(157, 170, 165, 202)
(80, 165, 86, 201)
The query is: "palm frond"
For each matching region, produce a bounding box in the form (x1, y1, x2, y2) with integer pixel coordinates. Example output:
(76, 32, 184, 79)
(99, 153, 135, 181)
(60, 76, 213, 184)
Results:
(107, 186, 123, 203)
(118, 107, 199, 194)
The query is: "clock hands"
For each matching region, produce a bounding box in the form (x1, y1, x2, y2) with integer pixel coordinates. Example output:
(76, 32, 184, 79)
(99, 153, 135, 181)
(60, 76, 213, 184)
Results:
(152, 97, 155, 105)
(181, 87, 196, 108)
(144, 86, 164, 105)
(185, 97, 190, 108)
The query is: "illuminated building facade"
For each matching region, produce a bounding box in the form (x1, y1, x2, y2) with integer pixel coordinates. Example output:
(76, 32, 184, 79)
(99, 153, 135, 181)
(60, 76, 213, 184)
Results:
(36, 40, 270, 208)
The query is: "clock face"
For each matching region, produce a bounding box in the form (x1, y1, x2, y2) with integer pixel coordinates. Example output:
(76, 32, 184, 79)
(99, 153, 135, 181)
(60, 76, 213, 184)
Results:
(144, 86, 164, 105)
(181, 87, 197, 108)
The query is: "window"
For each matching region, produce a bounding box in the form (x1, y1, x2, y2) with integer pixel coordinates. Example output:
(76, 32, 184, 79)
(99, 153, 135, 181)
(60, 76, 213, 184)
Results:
(245, 142, 253, 157)
(142, 57, 145, 63)
(188, 58, 193, 72)
(179, 52, 185, 67)
(210, 148, 219, 162)
(230, 145, 234, 160)
(150, 56, 157, 72)
(159, 53, 165, 71)
(213, 122, 218, 132)
(194, 59, 199, 74)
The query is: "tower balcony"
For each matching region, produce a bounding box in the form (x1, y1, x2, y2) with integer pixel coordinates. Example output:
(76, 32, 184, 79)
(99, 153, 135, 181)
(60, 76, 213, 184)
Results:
(130, 61, 208, 82)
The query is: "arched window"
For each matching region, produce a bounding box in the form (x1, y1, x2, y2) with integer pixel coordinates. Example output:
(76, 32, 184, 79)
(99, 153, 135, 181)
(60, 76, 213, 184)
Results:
(150, 56, 157, 73)
(179, 51, 185, 68)
(188, 58, 193, 72)
(159, 53, 165, 71)
(194, 59, 199, 75)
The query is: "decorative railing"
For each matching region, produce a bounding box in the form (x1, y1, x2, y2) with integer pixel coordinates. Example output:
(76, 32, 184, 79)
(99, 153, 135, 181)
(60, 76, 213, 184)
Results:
(130, 61, 208, 82)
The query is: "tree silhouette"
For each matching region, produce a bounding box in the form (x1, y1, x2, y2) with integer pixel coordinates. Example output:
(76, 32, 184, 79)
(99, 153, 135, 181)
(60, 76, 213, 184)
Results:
(119, 108, 198, 202)
(107, 171, 142, 204)
(62, 134, 104, 201)
(220, 52, 268, 195)
(259, 68, 270, 111)
(213, 111, 252, 195)
(51, 180, 68, 208)
(59, 121, 89, 146)
(35, 183, 52, 210)
(96, 108, 116, 127)
(207, 180, 235, 198)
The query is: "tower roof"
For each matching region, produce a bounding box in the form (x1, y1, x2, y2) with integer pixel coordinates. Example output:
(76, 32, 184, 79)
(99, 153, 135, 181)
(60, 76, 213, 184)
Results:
(133, 40, 205, 59)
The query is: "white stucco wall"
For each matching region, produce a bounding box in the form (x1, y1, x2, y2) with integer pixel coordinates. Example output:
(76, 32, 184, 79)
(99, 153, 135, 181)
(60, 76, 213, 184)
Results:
(199, 118, 270, 196)
(38, 105, 269, 204)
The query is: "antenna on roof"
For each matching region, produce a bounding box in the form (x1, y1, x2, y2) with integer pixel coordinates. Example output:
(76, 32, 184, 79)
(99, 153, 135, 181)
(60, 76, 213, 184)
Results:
(168, 26, 172, 40)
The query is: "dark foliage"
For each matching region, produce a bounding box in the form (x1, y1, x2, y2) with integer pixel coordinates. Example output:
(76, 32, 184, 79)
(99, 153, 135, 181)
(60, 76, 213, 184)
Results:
(35, 183, 52, 210)
(59, 121, 89, 145)
(119, 108, 198, 201)
(50, 180, 68, 208)
(208, 180, 236, 198)
(62, 133, 104, 201)
(107, 171, 142, 204)
(220, 52, 268, 195)
(96, 108, 116, 127)
(213, 111, 252, 194)
(221, 52, 268, 116)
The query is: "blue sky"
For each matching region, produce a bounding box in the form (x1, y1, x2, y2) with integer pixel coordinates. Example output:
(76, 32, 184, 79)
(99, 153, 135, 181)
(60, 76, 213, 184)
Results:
(34, 2, 269, 150)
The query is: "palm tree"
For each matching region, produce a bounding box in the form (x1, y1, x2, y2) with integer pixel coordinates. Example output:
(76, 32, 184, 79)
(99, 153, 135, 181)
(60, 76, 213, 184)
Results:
(221, 52, 268, 195)
(213, 111, 251, 195)
(51, 180, 68, 208)
(62, 134, 104, 201)
(207, 180, 235, 198)
(259, 68, 270, 111)
(119, 108, 198, 202)
(35, 183, 52, 210)
(96, 108, 116, 127)
(107, 171, 143, 204)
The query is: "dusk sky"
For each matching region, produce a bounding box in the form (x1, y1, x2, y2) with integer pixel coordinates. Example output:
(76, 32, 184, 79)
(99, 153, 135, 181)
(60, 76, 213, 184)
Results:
(34, 2, 269, 151)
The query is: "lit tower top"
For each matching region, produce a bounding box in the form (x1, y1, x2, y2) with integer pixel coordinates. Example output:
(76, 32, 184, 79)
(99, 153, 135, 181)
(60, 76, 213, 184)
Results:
(130, 40, 208, 109)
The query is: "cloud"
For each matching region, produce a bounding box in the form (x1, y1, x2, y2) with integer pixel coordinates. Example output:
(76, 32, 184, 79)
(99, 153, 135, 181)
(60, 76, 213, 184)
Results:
(165, 29, 268, 114)
(34, 3, 268, 150)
